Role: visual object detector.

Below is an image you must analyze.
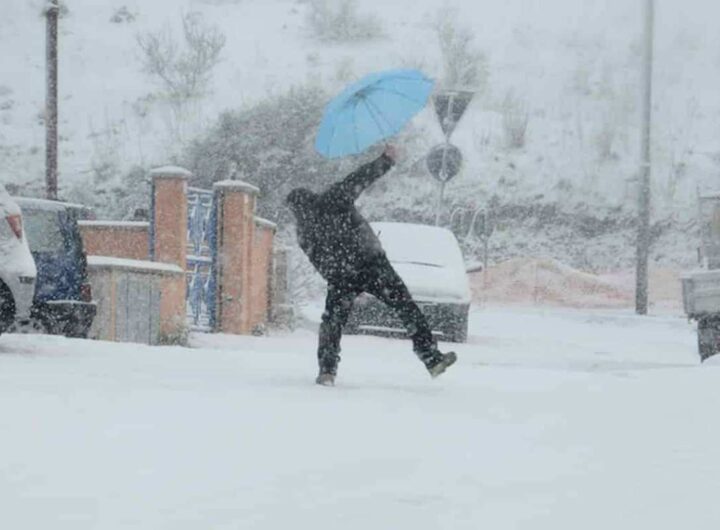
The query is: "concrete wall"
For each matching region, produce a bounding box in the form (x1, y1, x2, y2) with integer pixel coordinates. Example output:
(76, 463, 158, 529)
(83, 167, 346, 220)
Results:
(87, 257, 186, 345)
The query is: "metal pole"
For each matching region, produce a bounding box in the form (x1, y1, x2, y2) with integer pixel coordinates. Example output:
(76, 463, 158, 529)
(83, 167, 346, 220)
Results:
(635, 0, 654, 314)
(482, 235, 489, 307)
(435, 94, 456, 226)
(435, 181, 446, 226)
(45, 0, 59, 200)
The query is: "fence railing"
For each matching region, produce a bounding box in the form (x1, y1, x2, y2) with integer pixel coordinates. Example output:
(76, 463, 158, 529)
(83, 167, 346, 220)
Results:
(186, 187, 216, 331)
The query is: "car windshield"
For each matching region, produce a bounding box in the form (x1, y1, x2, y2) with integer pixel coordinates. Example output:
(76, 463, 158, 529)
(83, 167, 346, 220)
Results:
(22, 209, 65, 252)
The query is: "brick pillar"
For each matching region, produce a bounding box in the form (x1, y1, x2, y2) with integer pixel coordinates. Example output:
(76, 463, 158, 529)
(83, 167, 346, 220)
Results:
(270, 245, 294, 328)
(150, 166, 190, 268)
(250, 218, 277, 333)
(150, 166, 190, 341)
(213, 180, 260, 335)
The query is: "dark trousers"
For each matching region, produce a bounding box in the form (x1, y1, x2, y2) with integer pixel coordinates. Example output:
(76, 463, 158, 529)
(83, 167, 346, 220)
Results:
(317, 256, 437, 374)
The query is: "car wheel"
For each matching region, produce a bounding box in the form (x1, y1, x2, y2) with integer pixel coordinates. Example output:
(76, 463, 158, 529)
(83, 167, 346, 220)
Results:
(698, 317, 720, 361)
(0, 283, 15, 335)
(445, 307, 469, 343)
(8, 319, 48, 335)
(445, 327, 467, 343)
(64, 324, 90, 339)
(343, 321, 360, 335)
(447, 327, 467, 343)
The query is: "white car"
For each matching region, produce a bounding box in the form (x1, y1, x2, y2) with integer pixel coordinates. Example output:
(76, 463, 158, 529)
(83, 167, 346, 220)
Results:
(345, 222, 472, 342)
(0, 185, 37, 334)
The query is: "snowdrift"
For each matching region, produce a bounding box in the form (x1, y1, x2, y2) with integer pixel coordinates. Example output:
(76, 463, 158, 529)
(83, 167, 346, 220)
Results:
(469, 257, 683, 311)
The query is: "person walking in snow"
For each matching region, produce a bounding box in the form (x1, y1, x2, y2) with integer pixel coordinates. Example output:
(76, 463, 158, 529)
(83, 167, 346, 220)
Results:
(286, 145, 457, 386)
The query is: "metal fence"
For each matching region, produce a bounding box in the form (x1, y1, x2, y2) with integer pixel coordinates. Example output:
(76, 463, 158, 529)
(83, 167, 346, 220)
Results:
(186, 187, 217, 331)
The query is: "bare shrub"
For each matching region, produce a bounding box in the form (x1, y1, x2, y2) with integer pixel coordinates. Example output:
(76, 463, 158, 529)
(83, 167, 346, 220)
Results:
(137, 12, 225, 102)
(594, 116, 617, 161)
(110, 6, 136, 24)
(502, 91, 529, 149)
(306, 0, 383, 42)
(434, 8, 488, 90)
(137, 12, 225, 143)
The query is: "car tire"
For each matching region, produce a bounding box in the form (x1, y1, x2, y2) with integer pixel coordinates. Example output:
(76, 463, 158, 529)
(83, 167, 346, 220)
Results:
(64, 324, 90, 339)
(0, 282, 15, 335)
(444, 307, 469, 343)
(8, 319, 48, 335)
(342, 322, 360, 336)
(698, 317, 720, 361)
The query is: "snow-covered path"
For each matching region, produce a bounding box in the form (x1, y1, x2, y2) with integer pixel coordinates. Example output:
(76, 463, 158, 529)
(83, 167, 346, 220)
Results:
(1, 307, 719, 529)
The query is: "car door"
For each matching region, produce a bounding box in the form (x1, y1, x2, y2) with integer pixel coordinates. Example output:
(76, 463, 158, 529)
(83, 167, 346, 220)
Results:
(23, 207, 82, 303)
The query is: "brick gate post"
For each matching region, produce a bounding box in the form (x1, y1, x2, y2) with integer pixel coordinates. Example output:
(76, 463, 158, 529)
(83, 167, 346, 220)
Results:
(150, 166, 190, 341)
(150, 166, 190, 268)
(213, 180, 260, 334)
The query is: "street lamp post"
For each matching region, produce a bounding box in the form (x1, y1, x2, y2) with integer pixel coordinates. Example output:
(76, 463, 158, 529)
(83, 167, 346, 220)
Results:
(45, 0, 59, 200)
(636, 0, 654, 315)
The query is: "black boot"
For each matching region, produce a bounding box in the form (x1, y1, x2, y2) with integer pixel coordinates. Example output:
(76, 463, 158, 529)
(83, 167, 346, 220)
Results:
(315, 371, 336, 386)
(424, 351, 457, 378)
(316, 354, 339, 386)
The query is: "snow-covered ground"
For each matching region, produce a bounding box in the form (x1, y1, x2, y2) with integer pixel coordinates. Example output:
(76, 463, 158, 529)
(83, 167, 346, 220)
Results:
(2, 305, 719, 529)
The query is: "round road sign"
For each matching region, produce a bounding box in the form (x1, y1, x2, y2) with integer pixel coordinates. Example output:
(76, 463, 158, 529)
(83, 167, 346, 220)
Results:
(426, 143, 463, 182)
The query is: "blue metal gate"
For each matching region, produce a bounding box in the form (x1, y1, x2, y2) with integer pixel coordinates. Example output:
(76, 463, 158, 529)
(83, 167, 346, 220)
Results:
(186, 187, 217, 331)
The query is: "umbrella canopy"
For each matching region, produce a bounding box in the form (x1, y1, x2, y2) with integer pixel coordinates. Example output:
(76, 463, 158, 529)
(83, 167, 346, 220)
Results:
(315, 69, 434, 159)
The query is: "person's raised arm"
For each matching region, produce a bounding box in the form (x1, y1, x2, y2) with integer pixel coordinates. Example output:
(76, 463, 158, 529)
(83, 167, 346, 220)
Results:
(321, 145, 398, 207)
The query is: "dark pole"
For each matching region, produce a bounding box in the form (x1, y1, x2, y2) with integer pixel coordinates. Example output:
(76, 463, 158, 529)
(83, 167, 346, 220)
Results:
(45, 0, 59, 200)
(635, 0, 654, 315)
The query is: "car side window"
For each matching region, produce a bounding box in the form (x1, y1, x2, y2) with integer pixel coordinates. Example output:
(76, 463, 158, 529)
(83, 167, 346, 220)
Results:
(58, 211, 81, 254)
(23, 209, 64, 253)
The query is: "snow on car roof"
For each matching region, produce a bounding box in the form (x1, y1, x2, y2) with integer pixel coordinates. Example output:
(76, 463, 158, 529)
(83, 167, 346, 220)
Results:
(14, 198, 94, 220)
(370, 222, 464, 269)
(0, 184, 21, 217)
(13, 197, 90, 212)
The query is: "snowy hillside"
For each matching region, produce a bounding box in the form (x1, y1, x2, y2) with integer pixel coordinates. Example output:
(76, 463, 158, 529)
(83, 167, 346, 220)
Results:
(2, 0, 720, 267)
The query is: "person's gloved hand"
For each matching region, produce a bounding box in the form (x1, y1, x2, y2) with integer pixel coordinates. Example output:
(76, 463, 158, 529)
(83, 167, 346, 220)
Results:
(383, 144, 399, 163)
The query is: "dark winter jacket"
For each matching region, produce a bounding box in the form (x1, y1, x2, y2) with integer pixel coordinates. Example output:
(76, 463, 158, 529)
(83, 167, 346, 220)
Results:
(286, 154, 395, 284)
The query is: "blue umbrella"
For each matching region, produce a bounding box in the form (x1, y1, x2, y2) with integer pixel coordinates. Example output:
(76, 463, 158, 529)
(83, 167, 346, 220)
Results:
(315, 68, 435, 159)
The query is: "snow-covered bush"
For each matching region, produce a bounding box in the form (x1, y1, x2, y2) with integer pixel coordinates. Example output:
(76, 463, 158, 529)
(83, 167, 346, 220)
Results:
(184, 85, 347, 224)
(65, 166, 150, 221)
(305, 0, 383, 42)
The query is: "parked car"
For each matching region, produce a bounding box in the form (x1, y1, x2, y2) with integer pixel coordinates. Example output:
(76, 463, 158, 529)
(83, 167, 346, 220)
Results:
(344, 222, 472, 343)
(0, 185, 37, 335)
(13, 197, 96, 338)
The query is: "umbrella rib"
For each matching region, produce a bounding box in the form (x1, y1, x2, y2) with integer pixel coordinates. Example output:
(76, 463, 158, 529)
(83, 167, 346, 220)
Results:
(352, 96, 362, 154)
(325, 98, 355, 156)
(376, 87, 427, 106)
(364, 97, 394, 136)
(327, 114, 341, 156)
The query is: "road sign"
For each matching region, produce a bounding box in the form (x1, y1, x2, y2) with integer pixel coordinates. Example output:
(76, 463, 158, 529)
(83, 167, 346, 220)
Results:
(433, 90, 474, 139)
(426, 143, 462, 182)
